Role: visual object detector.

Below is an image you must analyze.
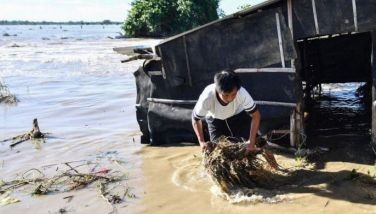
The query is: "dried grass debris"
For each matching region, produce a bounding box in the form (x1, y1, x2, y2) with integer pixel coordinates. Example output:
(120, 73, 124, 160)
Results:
(203, 138, 287, 193)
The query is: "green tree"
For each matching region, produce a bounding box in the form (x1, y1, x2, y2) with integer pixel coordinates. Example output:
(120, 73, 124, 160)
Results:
(123, 0, 220, 37)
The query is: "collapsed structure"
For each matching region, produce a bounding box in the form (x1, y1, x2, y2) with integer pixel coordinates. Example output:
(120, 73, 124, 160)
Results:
(130, 0, 376, 147)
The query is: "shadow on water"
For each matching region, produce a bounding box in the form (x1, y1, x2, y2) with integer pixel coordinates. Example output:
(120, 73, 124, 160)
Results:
(289, 83, 376, 205)
(248, 168, 376, 206)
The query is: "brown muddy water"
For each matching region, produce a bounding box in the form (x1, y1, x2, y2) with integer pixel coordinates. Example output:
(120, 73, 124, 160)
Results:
(1, 25, 376, 213)
(136, 83, 376, 214)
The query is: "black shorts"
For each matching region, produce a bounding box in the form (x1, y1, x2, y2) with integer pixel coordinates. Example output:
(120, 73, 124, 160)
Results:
(205, 111, 266, 146)
(205, 111, 250, 142)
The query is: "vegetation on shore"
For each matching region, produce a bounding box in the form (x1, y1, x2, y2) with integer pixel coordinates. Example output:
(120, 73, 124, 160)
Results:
(122, 0, 221, 37)
(0, 20, 121, 25)
(0, 80, 18, 105)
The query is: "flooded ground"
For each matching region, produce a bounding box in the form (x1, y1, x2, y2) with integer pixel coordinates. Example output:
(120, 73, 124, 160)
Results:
(0, 25, 160, 213)
(1, 25, 375, 213)
(139, 83, 376, 214)
(305, 83, 375, 166)
(140, 145, 376, 214)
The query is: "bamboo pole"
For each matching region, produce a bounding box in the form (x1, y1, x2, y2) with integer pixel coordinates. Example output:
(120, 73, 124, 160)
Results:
(183, 35, 193, 86)
(352, 0, 358, 32)
(147, 98, 297, 107)
(312, 0, 320, 35)
(276, 13, 286, 68)
(235, 68, 294, 73)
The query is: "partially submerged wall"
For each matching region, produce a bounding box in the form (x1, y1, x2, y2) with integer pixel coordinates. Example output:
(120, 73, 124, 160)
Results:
(134, 0, 376, 145)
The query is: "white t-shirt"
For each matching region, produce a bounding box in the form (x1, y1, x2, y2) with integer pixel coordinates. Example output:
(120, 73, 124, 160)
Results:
(193, 83, 257, 120)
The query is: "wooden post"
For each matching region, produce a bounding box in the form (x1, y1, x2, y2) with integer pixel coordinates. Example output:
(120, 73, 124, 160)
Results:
(290, 110, 296, 147)
(290, 67, 304, 148)
(288, 0, 296, 147)
(287, 0, 304, 147)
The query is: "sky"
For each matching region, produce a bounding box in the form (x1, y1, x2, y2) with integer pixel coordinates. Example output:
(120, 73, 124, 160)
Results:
(0, 0, 267, 22)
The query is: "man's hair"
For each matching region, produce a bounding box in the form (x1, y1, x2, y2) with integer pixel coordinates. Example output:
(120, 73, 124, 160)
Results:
(214, 70, 241, 93)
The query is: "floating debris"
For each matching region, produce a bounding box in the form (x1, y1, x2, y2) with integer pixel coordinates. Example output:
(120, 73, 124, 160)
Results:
(8, 43, 22, 48)
(0, 191, 20, 206)
(2, 33, 17, 37)
(63, 195, 74, 203)
(0, 162, 132, 210)
(0, 118, 48, 148)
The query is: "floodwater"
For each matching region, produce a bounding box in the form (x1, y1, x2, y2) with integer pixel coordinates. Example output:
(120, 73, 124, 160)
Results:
(0, 25, 159, 213)
(1, 25, 376, 214)
(306, 83, 371, 139)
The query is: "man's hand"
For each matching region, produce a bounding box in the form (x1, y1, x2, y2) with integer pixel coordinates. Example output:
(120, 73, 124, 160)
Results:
(200, 141, 215, 152)
(245, 140, 261, 155)
(200, 141, 209, 150)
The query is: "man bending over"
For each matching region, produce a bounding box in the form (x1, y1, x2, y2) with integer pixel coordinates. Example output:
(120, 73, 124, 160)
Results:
(192, 70, 261, 152)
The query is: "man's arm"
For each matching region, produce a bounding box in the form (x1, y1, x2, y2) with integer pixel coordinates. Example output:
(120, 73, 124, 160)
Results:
(247, 109, 261, 151)
(192, 118, 208, 149)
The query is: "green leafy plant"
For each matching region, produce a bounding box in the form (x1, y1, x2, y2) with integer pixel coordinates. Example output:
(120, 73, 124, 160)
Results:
(122, 0, 220, 37)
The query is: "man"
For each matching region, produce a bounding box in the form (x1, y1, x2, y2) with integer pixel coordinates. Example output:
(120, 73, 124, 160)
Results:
(192, 70, 261, 152)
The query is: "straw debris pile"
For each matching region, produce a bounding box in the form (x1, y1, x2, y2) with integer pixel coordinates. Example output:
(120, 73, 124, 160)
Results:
(203, 138, 284, 193)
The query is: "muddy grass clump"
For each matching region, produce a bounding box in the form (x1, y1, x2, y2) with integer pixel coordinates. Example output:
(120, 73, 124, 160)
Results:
(203, 138, 286, 193)
(0, 81, 18, 104)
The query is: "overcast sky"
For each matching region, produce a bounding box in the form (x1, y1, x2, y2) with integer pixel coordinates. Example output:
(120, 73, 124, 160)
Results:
(0, 0, 266, 22)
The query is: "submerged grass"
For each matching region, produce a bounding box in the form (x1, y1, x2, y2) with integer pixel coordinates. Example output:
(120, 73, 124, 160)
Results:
(0, 79, 18, 105)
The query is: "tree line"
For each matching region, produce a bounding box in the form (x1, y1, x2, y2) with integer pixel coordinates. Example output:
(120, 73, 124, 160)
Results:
(0, 20, 122, 25)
